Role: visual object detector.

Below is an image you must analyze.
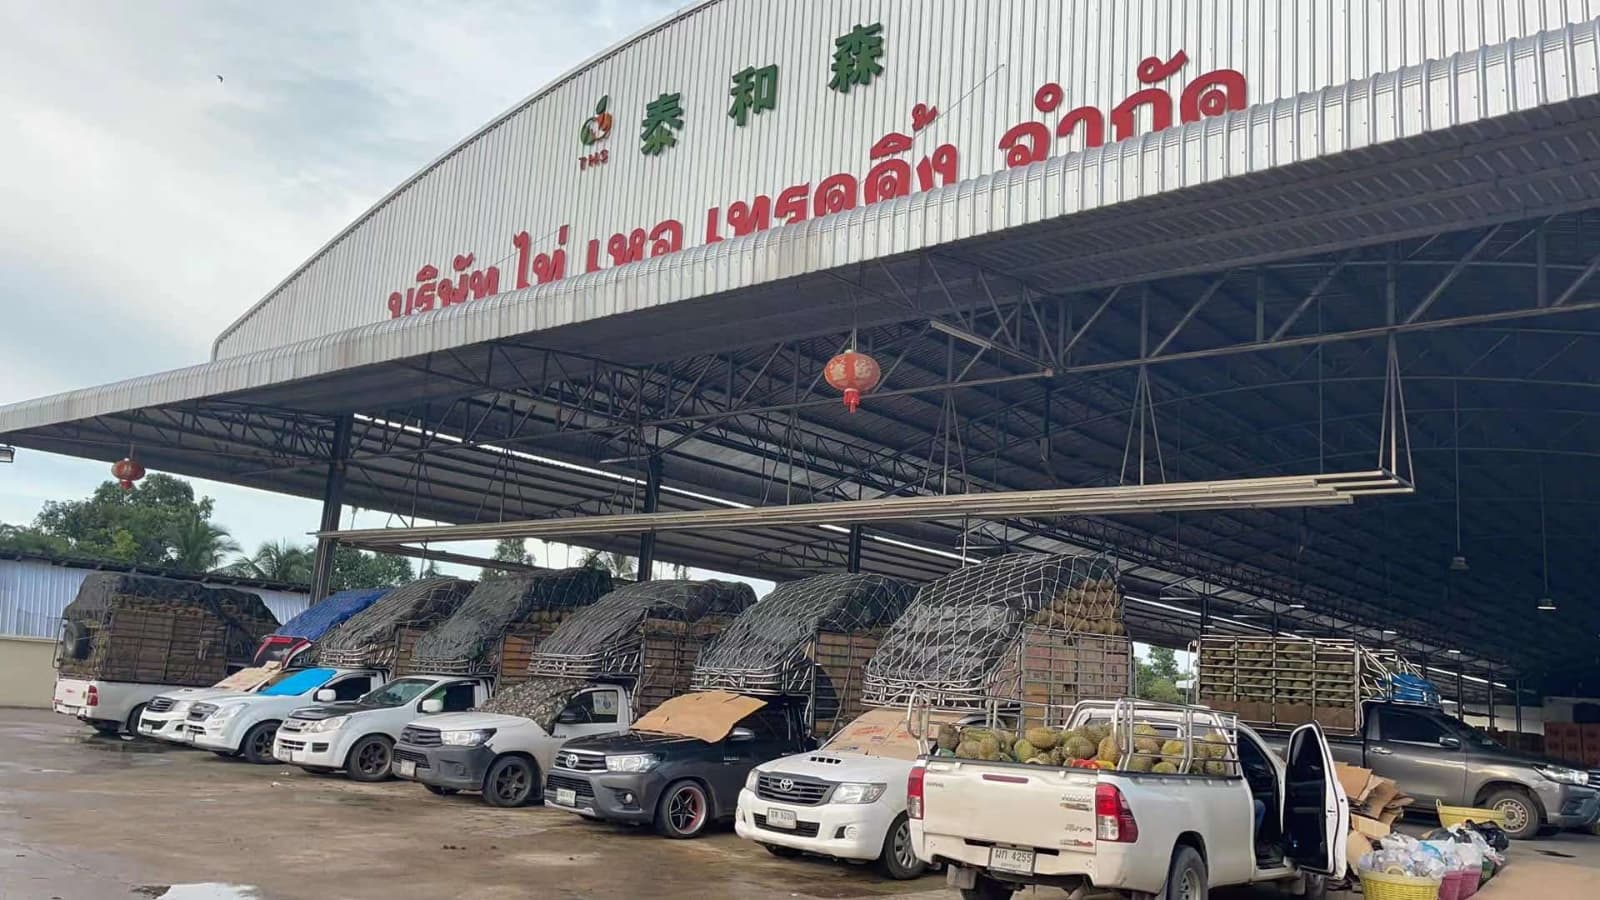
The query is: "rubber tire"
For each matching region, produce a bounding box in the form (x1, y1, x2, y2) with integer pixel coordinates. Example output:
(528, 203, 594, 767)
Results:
(125, 704, 147, 736)
(91, 722, 122, 737)
(239, 721, 280, 765)
(1483, 787, 1543, 841)
(300, 766, 337, 775)
(1160, 845, 1208, 900)
(877, 813, 926, 880)
(763, 843, 802, 858)
(959, 875, 1016, 900)
(346, 735, 394, 782)
(424, 784, 459, 796)
(654, 780, 712, 839)
(213, 750, 241, 759)
(483, 756, 538, 808)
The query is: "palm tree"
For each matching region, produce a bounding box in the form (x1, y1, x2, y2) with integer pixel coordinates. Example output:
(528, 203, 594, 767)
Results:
(169, 513, 240, 572)
(579, 548, 635, 580)
(228, 540, 314, 584)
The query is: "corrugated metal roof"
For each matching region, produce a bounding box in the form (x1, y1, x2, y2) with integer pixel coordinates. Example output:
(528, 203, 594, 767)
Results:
(5, 17, 1597, 436)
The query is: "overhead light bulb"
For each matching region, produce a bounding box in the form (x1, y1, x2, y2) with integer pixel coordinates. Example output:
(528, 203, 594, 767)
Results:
(1449, 555, 1468, 572)
(1537, 596, 1557, 612)
(1287, 602, 1306, 610)
(1381, 629, 1397, 636)
(1447, 648, 1462, 655)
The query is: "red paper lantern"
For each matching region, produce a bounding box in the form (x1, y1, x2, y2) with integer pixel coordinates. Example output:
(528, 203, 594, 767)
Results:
(824, 349, 882, 413)
(111, 457, 146, 490)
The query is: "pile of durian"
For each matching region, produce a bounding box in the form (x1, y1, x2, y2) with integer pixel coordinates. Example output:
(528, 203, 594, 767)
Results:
(1027, 578, 1126, 635)
(935, 721, 1233, 775)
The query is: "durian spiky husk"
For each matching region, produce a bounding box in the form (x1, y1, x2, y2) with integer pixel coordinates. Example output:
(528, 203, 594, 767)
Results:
(1025, 727, 1059, 750)
(1024, 754, 1053, 765)
(1132, 737, 1161, 755)
(1013, 739, 1038, 762)
(955, 740, 982, 759)
(1151, 761, 1179, 774)
(1096, 734, 1122, 764)
(1064, 736, 1096, 761)
(1124, 755, 1155, 773)
(936, 723, 960, 751)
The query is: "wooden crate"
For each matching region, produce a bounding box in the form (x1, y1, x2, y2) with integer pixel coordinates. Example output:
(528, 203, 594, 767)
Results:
(1007, 628, 1132, 726)
(808, 630, 883, 737)
(635, 615, 732, 715)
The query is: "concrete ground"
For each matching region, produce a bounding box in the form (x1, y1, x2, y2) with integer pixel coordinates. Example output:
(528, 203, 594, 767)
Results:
(2, 709, 1595, 900)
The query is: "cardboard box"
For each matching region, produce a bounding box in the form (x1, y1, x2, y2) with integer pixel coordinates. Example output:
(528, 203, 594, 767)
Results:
(1336, 762, 1377, 804)
(1351, 815, 1392, 839)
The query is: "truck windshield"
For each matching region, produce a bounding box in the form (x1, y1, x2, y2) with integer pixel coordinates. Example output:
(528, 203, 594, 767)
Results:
(259, 667, 337, 697)
(356, 678, 436, 708)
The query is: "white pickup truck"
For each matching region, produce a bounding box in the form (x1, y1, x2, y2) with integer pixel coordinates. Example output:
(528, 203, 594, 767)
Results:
(912, 700, 1348, 900)
(273, 674, 493, 780)
(183, 666, 385, 763)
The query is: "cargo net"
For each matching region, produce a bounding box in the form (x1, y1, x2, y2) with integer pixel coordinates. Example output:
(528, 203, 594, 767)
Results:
(863, 552, 1121, 710)
(528, 579, 757, 681)
(691, 573, 915, 699)
(408, 567, 614, 676)
(477, 677, 593, 732)
(316, 577, 475, 669)
(56, 573, 280, 686)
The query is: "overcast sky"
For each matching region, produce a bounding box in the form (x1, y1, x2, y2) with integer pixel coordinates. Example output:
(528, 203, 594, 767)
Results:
(0, 0, 724, 581)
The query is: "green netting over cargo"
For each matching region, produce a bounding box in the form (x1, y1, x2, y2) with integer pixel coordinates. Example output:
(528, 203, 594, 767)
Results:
(477, 677, 594, 731)
(862, 552, 1120, 708)
(56, 573, 280, 686)
(528, 579, 757, 681)
(315, 577, 476, 669)
(408, 568, 613, 675)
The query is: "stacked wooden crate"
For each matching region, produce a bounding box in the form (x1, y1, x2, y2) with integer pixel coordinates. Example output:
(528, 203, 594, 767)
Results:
(1197, 637, 1361, 734)
(808, 630, 885, 737)
(1544, 722, 1600, 767)
(987, 628, 1133, 727)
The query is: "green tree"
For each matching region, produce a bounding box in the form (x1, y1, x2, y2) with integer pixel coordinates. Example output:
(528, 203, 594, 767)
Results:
(169, 512, 240, 572)
(331, 546, 414, 591)
(1135, 646, 1188, 704)
(228, 540, 313, 583)
(0, 522, 72, 556)
(31, 473, 217, 565)
(579, 547, 635, 580)
(481, 537, 532, 580)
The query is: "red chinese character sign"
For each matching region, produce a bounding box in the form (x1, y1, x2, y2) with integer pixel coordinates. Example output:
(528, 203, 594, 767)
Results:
(824, 349, 882, 413)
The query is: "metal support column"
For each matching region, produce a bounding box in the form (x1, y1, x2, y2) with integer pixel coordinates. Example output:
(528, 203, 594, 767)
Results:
(846, 524, 863, 573)
(636, 454, 662, 581)
(309, 415, 353, 604)
(1456, 669, 1466, 722)
(1514, 678, 1524, 736)
(1486, 665, 1496, 732)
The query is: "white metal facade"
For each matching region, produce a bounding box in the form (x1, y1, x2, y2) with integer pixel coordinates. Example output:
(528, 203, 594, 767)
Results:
(213, 0, 1600, 358)
(0, 557, 309, 640)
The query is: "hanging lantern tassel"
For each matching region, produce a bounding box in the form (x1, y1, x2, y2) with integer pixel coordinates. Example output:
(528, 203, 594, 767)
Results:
(111, 457, 146, 490)
(824, 349, 882, 413)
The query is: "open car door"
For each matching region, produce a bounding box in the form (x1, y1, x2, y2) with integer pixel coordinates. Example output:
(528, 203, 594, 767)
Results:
(1283, 721, 1350, 879)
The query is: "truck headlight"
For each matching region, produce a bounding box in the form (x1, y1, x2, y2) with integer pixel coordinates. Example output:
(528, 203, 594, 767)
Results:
(209, 705, 241, 722)
(831, 782, 887, 804)
(745, 769, 761, 791)
(441, 728, 495, 747)
(305, 715, 348, 734)
(1536, 765, 1589, 786)
(606, 753, 660, 773)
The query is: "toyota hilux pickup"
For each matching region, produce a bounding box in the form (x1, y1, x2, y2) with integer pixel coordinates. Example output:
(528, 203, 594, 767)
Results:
(273, 674, 491, 780)
(913, 699, 1348, 900)
(183, 666, 385, 763)
(394, 679, 634, 806)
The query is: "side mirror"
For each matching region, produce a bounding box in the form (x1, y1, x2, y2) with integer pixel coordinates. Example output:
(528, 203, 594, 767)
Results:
(420, 698, 444, 714)
(1439, 735, 1462, 750)
(555, 709, 583, 725)
(729, 727, 755, 742)
(314, 689, 335, 702)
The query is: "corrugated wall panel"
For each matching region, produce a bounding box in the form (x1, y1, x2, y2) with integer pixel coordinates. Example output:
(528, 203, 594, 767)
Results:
(0, 559, 309, 640)
(213, 0, 1600, 358)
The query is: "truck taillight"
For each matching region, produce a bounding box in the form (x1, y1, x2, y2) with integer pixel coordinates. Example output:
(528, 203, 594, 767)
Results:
(85, 685, 99, 708)
(907, 765, 925, 819)
(1095, 783, 1137, 842)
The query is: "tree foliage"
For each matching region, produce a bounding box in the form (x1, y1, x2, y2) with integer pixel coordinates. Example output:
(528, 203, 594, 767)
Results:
(579, 547, 635, 580)
(169, 512, 241, 572)
(227, 540, 314, 584)
(481, 537, 532, 580)
(2, 474, 236, 571)
(1134, 646, 1188, 704)
(331, 546, 414, 591)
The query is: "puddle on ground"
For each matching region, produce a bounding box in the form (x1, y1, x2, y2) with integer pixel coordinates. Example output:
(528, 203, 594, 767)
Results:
(133, 885, 261, 899)
(70, 735, 170, 753)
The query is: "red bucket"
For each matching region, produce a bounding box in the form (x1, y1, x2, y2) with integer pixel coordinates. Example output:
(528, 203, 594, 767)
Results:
(1459, 866, 1483, 898)
(1437, 869, 1465, 900)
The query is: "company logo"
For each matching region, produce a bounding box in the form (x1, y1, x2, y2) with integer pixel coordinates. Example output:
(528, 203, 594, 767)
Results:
(580, 95, 613, 146)
(557, 752, 578, 769)
(777, 778, 795, 792)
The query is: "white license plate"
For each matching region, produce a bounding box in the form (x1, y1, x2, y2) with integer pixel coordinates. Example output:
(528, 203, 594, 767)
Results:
(989, 847, 1035, 875)
(396, 760, 416, 778)
(765, 808, 797, 829)
(290, 749, 308, 764)
(556, 788, 577, 807)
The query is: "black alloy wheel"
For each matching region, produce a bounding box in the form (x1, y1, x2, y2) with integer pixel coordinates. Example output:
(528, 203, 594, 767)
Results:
(483, 757, 538, 808)
(241, 722, 279, 765)
(654, 780, 711, 839)
(346, 735, 394, 782)
(877, 813, 925, 879)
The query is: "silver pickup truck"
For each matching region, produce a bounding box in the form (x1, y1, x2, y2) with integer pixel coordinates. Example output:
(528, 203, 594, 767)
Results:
(1266, 700, 1598, 839)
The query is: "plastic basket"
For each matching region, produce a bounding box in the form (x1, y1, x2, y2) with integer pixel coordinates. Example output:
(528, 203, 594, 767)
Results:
(1358, 868, 1442, 900)
(1436, 800, 1507, 829)
(1459, 867, 1481, 897)
(1436, 869, 1464, 900)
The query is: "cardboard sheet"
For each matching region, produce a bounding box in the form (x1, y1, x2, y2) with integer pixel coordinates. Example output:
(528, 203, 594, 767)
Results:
(212, 662, 281, 693)
(822, 707, 934, 760)
(632, 690, 766, 742)
(1351, 814, 1392, 839)
(1362, 779, 1401, 818)
(1335, 762, 1376, 804)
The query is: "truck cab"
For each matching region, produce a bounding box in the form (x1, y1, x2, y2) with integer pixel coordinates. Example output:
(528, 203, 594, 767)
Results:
(183, 667, 385, 764)
(273, 674, 492, 781)
(394, 681, 633, 806)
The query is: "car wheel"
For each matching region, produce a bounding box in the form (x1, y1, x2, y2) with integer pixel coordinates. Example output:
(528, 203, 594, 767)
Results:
(763, 843, 802, 857)
(91, 721, 122, 737)
(877, 813, 926, 879)
(959, 875, 1015, 900)
(1484, 787, 1542, 841)
(483, 757, 538, 808)
(424, 784, 459, 796)
(124, 704, 147, 736)
(300, 766, 337, 775)
(346, 735, 394, 782)
(1160, 845, 1207, 900)
(654, 780, 711, 839)
(213, 750, 241, 759)
(240, 722, 280, 765)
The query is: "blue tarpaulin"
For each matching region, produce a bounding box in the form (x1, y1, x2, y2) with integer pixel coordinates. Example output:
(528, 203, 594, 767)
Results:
(272, 588, 390, 641)
(260, 667, 337, 696)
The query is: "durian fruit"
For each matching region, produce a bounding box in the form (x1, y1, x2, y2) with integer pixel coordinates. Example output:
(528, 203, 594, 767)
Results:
(1082, 723, 1108, 744)
(978, 735, 1001, 758)
(1013, 739, 1038, 762)
(1132, 736, 1161, 756)
(1133, 723, 1159, 738)
(1124, 754, 1155, 773)
(936, 723, 960, 751)
(1202, 760, 1228, 776)
(955, 740, 982, 759)
(1096, 734, 1123, 765)
(1159, 739, 1188, 767)
(1025, 727, 1059, 750)
(1024, 754, 1053, 765)
(1063, 735, 1096, 762)
(1151, 761, 1179, 775)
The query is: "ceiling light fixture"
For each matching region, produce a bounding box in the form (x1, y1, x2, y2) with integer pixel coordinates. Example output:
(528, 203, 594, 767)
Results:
(1537, 596, 1557, 612)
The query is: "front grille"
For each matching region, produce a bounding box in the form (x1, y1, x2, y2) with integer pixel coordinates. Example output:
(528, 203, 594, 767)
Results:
(393, 747, 430, 769)
(184, 724, 205, 736)
(147, 697, 176, 713)
(757, 773, 832, 806)
(400, 726, 441, 747)
(278, 738, 307, 752)
(554, 751, 607, 773)
(753, 814, 820, 838)
(188, 703, 217, 721)
(545, 774, 596, 800)
(278, 718, 311, 734)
